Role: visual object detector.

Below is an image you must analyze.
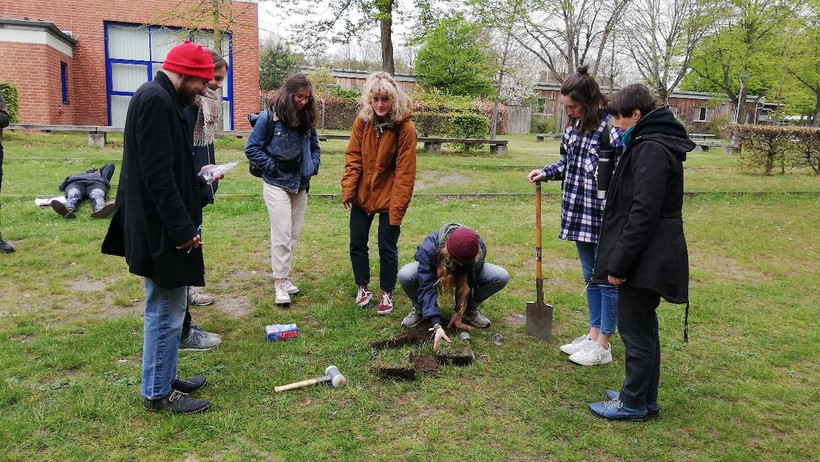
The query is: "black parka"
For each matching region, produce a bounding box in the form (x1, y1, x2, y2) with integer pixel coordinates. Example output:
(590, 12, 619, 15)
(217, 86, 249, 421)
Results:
(592, 107, 693, 304)
(101, 71, 204, 289)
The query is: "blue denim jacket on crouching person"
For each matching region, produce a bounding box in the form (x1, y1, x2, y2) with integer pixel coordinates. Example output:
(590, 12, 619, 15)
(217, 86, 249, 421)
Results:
(244, 109, 321, 194)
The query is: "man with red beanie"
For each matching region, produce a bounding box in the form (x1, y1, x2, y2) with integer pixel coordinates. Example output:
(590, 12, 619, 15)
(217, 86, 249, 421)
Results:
(102, 40, 214, 414)
(398, 223, 509, 351)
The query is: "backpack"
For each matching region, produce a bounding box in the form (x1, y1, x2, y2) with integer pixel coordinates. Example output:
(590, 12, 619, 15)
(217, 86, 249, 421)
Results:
(247, 109, 290, 177)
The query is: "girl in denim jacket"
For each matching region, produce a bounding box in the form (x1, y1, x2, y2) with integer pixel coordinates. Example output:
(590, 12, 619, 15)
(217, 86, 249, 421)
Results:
(245, 73, 321, 306)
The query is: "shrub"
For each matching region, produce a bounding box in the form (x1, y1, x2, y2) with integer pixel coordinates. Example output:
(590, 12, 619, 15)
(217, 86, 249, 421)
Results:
(791, 127, 820, 175)
(0, 82, 20, 123)
(448, 113, 489, 139)
(413, 112, 451, 137)
(707, 114, 730, 138)
(531, 115, 557, 134)
(474, 100, 508, 135)
(728, 125, 800, 175)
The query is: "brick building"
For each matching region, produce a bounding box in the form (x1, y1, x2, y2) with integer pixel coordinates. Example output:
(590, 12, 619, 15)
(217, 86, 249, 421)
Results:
(0, 0, 259, 129)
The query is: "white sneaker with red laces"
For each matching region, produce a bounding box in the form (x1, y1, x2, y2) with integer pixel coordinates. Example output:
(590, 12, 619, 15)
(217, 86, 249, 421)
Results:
(356, 285, 373, 307)
(377, 291, 393, 315)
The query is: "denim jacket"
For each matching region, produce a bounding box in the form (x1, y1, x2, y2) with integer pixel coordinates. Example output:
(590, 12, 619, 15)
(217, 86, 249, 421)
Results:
(245, 109, 321, 194)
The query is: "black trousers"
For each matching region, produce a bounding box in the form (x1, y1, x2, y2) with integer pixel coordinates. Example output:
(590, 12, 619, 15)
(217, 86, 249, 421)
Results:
(349, 204, 400, 291)
(617, 285, 661, 409)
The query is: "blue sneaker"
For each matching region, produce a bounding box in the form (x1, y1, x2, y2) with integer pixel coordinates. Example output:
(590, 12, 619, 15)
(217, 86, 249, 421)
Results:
(606, 389, 660, 418)
(589, 398, 648, 421)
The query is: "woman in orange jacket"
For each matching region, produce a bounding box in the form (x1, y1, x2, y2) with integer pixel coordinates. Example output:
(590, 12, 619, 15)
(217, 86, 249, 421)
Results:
(341, 72, 417, 315)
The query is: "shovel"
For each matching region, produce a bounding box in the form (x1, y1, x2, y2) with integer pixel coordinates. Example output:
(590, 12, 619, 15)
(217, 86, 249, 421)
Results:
(525, 181, 554, 341)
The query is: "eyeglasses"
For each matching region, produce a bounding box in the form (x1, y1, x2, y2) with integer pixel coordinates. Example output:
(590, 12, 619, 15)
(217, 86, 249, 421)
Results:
(293, 94, 312, 103)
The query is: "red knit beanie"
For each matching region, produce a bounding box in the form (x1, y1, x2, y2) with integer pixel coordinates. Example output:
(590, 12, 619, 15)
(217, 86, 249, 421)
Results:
(162, 41, 214, 81)
(446, 227, 480, 265)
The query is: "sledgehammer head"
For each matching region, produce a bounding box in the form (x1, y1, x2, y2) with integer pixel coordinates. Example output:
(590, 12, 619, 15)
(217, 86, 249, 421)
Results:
(325, 365, 347, 388)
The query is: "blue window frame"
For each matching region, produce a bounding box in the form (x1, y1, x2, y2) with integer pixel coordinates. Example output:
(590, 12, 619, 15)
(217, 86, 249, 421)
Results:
(104, 22, 233, 128)
(60, 62, 69, 104)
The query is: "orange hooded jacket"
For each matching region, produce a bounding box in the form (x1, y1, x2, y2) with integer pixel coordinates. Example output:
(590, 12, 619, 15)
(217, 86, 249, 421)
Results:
(341, 115, 417, 226)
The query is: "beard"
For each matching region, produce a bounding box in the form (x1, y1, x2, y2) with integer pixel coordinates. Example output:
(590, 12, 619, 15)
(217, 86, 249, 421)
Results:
(179, 77, 204, 106)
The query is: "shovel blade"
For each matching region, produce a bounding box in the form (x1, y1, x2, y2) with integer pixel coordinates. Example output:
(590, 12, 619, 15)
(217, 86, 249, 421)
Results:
(525, 301, 554, 342)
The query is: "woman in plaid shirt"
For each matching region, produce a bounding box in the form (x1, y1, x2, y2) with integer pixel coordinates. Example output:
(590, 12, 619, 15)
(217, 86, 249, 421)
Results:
(527, 65, 623, 366)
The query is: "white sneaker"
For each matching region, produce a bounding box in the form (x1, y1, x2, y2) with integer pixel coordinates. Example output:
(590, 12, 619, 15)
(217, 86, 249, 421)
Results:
(282, 278, 299, 295)
(569, 342, 613, 366)
(559, 334, 595, 355)
(274, 282, 291, 305)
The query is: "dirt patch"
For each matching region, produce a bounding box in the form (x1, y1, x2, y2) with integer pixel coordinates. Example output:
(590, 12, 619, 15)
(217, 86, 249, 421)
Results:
(413, 170, 473, 191)
(504, 313, 526, 327)
(411, 354, 439, 377)
(67, 278, 107, 292)
(371, 323, 433, 350)
(216, 294, 254, 319)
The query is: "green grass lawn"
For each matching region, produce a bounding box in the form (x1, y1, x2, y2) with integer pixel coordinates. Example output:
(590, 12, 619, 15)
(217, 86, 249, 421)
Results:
(0, 131, 818, 461)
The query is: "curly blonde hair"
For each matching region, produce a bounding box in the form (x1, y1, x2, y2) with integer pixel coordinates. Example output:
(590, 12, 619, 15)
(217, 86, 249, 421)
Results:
(357, 71, 413, 123)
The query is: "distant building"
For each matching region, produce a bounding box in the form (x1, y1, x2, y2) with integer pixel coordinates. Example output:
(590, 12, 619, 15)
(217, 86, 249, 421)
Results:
(534, 82, 781, 133)
(0, 0, 259, 129)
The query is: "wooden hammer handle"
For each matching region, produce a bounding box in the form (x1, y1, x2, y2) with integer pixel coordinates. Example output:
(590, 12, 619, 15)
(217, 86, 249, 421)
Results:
(274, 377, 319, 392)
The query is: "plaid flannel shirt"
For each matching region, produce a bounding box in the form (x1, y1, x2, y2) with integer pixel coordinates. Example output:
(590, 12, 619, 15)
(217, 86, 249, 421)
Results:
(541, 113, 623, 243)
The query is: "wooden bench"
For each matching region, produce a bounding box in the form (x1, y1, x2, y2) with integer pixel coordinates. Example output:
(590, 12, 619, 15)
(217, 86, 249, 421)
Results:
(317, 133, 508, 155)
(689, 134, 725, 151)
(7, 124, 123, 147)
(534, 133, 561, 142)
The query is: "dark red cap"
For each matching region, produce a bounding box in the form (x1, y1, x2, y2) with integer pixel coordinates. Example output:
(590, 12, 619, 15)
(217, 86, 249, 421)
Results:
(446, 227, 480, 264)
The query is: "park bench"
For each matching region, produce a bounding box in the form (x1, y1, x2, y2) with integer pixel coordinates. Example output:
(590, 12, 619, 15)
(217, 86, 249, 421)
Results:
(314, 133, 508, 155)
(689, 133, 726, 152)
(534, 133, 562, 142)
(7, 124, 123, 147)
(8, 125, 509, 155)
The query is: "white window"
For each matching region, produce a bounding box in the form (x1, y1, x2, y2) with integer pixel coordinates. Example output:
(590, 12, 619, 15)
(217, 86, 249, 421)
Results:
(105, 22, 233, 129)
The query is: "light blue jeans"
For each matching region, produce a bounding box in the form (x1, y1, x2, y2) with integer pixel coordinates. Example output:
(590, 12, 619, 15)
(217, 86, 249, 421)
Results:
(398, 261, 510, 309)
(142, 278, 187, 399)
(576, 241, 618, 335)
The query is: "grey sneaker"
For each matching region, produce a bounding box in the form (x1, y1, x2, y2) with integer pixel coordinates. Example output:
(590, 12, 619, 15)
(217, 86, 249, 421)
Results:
(282, 278, 300, 295)
(401, 304, 423, 327)
(180, 325, 221, 351)
(463, 307, 491, 328)
(187, 287, 214, 306)
(275, 282, 291, 305)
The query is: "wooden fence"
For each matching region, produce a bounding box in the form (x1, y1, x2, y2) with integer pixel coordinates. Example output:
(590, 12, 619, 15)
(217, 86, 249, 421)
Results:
(507, 105, 531, 134)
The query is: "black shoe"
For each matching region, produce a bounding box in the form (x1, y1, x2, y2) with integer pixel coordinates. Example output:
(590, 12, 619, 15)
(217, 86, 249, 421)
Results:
(171, 376, 207, 394)
(91, 202, 115, 218)
(144, 389, 209, 414)
(51, 200, 76, 219)
(0, 234, 14, 253)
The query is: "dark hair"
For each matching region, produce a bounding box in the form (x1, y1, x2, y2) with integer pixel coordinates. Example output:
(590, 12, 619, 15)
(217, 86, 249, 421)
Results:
(560, 65, 608, 135)
(210, 50, 228, 71)
(606, 83, 659, 118)
(268, 73, 317, 129)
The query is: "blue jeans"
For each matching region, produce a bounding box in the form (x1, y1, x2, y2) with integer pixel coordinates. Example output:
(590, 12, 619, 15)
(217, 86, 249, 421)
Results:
(398, 261, 510, 308)
(142, 278, 187, 399)
(576, 241, 618, 335)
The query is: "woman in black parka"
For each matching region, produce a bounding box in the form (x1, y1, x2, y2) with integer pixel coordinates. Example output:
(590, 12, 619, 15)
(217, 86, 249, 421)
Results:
(588, 83, 694, 421)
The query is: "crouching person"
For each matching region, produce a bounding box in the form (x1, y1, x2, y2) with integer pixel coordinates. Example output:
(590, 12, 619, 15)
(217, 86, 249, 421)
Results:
(398, 223, 509, 351)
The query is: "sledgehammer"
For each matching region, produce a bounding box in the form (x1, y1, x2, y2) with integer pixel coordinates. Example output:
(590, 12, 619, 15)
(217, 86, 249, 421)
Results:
(274, 365, 347, 392)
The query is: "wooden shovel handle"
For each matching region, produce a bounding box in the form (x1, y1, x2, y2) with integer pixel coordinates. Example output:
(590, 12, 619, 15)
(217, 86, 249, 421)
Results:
(535, 182, 543, 280)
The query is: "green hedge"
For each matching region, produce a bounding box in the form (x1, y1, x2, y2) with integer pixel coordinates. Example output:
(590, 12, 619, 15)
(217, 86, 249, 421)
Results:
(0, 82, 20, 123)
(727, 124, 820, 175)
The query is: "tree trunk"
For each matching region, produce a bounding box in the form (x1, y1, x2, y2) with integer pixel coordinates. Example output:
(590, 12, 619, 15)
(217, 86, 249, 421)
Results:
(813, 88, 820, 127)
(380, 1, 395, 76)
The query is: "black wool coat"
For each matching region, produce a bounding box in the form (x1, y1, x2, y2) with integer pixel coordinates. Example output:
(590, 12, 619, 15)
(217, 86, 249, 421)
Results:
(102, 71, 205, 289)
(592, 107, 694, 304)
